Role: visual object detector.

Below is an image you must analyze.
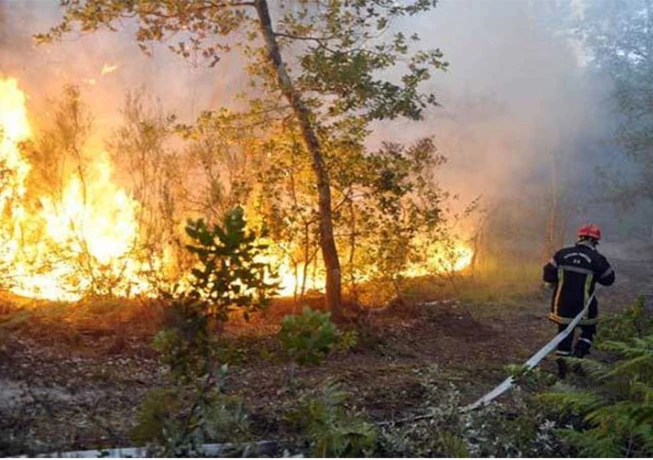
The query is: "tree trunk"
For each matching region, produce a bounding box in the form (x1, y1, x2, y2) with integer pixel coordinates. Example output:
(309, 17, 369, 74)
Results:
(254, 0, 342, 317)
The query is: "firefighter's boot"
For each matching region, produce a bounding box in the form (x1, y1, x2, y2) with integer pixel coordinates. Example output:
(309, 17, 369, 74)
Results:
(573, 339, 591, 358)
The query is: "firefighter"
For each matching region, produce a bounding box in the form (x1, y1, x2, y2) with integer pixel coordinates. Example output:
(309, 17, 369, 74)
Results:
(543, 224, 615, 378)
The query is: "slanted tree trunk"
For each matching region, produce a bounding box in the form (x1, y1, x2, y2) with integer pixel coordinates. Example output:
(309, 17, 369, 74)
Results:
(254, 0, 342, 317)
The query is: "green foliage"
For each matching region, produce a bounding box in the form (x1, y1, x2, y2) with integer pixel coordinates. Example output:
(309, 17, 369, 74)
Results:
(184, 206, 278, 323)
(291, 380, 376, 457)
(132, 366, 250, 456)
(39, 1, 447, 124)
(215, 341, 246, 366)
(598, 295, 653, 342)
(507, 365, 558, 390)
(152, 299, 212, 383)
(376, 386, 467, 457)
(154, 206, 277, 379)
(278, 307, 355, 366)
(139, 320, 253, 454)
(323, 136, 453, 303)
(541, 334, 653, 457)
(463, 396, 563, 457)
(336, 329, 359, 353)
(133, 389, 183, 448)
(506, 363, 531, 380)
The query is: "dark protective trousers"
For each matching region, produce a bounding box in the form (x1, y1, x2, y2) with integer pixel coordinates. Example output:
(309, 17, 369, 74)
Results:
(556, 324, 596, 358)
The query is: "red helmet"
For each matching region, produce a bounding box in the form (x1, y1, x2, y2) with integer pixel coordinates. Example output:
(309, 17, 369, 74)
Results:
(577, 223, 601, 241)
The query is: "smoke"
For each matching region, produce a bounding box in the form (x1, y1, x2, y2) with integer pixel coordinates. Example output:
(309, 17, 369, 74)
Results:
(379, 1, 607, 204)
(0, 0, 246, 126)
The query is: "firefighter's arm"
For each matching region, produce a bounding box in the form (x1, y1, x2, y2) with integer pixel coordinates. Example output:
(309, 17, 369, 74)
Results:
(597, 257, 615, 286)
(543, 257, 558, 284)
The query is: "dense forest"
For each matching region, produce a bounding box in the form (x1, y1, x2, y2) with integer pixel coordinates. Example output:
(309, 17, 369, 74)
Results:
(1, 0, 652, 457)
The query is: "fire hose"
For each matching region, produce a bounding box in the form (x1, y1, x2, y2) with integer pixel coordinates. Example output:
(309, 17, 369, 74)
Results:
(463, 291, 595, 411)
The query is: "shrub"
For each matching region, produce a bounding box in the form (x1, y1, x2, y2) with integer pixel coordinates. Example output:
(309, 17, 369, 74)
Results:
(598, 295, 653, 342)
(133, 207, 276, 454)
(290, 380, 376, 457)
(376, 367, 564, 457)
(153, 298, 212, 383)
(278, 307, 355, 366)
(132, 366, 250, 456)
(183, 206, 278, 323)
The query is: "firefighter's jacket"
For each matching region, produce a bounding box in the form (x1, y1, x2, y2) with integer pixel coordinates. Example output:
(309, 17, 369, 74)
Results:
(543, 242, 615, 325)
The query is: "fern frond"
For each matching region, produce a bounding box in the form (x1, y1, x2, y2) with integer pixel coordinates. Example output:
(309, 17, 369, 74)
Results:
(601, 337, 653, 357)
(565, 357, 609, 379)
(604, 354, 653, 380)
(623, 403, 653, 426)
(631, 381, 653, 400)
(540, 388, 606, 415)
(560, 428, 622, 457)
(634, 423, 653, 455)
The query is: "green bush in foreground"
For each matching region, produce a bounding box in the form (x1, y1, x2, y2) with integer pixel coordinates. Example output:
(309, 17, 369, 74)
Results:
(133, 207, 276, 455)
(598, 295, 653, 342)
(279, 307, 356, 366)
(289, 380, 376, 457)
(376, 366, 563, 457)
(132, 366, 250, 456)
(540, 296, 653, 457)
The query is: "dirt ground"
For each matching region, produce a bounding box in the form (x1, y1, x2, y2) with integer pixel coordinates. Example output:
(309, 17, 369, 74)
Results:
(0, 256, 650, 456)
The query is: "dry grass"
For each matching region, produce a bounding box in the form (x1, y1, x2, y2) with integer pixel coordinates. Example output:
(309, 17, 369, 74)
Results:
(460, 258, 542, 304)
(0, 296, 165, 355)
(393, 259, 541, 307)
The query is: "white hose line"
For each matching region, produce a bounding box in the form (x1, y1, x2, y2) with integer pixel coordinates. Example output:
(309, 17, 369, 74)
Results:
(28, 440, 280, 458)
(463, 293, 596, 411)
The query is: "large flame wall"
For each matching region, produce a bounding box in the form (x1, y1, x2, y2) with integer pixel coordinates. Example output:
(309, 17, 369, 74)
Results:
(0, 77, 152, 301)
(0, 77, 473, 302)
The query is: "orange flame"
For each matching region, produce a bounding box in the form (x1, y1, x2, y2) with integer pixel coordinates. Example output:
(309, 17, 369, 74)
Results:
(0, 78, 31, 213)
(0, 76, 472, 302)
(404, 240, 474, 277)
(266, 240, 473, 298)
(0, 77, 153, 301)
